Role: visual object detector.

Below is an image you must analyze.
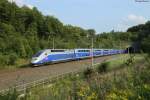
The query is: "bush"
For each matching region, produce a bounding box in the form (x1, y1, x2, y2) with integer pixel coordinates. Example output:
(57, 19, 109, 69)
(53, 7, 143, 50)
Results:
(131, 84, 150, 100)
(97, 62, 109, 73)
(8, 53, 18, 65)
(0, 53, 18, 67)
(83, 67, 94, 79)
(0, 89, 19, 100)
(0, 54, 9, 66)
(125, 55, 135, 66)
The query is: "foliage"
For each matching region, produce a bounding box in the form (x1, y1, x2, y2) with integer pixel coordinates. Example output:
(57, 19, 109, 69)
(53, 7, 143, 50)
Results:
(0, 54, 9, 66)
(0, 0, 135, 68)
(0, 89, 19, 100)
(97, 62, 109, 73)
(127, 21, 150, 53)
(23, 57, 149, 100)
(0, 53, 18, 67)
(0, 55, 149, 100)
(0, 0, 149, 68)
(125, 54, 135, 66)
(83, 67, 94, 79)
(8, 53, 18, 65)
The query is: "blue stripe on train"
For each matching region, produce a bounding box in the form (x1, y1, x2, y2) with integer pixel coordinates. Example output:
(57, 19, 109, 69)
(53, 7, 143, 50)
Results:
(44, 53, 75, 62)
(34, 53, 74, 64)
(36, 51, 109, 64)
(38, 52, 91, 63)
(93, 52, 103, 56)
(75, 52, 90, 58)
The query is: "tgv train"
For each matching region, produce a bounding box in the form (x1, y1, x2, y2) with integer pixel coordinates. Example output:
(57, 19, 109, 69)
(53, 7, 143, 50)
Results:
(31, 49, 125, 65)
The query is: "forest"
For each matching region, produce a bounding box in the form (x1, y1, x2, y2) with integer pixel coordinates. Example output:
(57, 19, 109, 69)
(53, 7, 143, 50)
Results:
(0, 0, 149, 67)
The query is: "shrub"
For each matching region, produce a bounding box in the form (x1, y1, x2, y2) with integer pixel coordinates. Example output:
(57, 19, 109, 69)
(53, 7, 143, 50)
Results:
(125, 54, 135, 66)
(83, 67, 94, 79)
(139, 68, 150, 84)
(8, 53, 18, 65)
(0, 54, 9, 67)
(0, 54, 5, 66)
(0, 89, 19, 100)
(97, 62, 109, 73)
(0, 53, 18, 67)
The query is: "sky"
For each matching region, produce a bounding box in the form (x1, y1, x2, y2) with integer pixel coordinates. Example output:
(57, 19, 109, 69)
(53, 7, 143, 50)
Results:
(9, 0, 150, 33)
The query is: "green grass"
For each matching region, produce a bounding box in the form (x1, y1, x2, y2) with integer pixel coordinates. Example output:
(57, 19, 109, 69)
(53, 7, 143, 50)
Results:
(0, 58, 30, 70)
(104, 54, 145, 71)
(20, 54, 149, 100)
(96, 54, 144, 71)
(1, 54, 149, 100)
(107, 55, 128, 70)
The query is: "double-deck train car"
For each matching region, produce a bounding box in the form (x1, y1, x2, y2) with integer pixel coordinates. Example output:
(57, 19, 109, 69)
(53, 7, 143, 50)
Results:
(75, 49, 91, 59)
(31, 49, 125, 66)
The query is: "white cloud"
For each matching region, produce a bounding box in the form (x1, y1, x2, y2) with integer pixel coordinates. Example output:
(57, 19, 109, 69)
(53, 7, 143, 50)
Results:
(115, 14, 147, 31)
(8, 0, 34, 9)
(126, 14, 147, 24)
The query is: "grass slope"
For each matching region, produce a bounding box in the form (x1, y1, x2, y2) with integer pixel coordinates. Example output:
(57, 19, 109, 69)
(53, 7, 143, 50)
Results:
(1, 54, 150, 100)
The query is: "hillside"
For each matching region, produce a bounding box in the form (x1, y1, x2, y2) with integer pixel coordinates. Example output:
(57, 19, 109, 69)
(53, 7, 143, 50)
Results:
(1, 54, 150, 100)
(0, 0, 149, 99)
(0, 0, 146, 68)
(127, 21, 150, 53)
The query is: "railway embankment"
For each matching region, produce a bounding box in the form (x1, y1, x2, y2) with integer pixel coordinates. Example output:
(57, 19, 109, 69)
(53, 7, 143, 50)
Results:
(0, 55, 127, 92)
(1, 54, 148, 100)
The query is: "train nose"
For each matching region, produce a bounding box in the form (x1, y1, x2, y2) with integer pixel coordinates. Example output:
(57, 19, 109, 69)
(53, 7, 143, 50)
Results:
(31, 57, 38, 64)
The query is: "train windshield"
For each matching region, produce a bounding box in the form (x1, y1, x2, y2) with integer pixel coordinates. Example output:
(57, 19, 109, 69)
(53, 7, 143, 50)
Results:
(33, 51, 43, 57)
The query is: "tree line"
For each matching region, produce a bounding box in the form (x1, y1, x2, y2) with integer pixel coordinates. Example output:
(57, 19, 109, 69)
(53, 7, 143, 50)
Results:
(0, 0, 149, 66)
(127, 21, 150, 53)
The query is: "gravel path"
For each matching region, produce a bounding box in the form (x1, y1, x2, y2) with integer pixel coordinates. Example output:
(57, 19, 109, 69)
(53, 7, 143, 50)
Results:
(0, 55, 123, 91)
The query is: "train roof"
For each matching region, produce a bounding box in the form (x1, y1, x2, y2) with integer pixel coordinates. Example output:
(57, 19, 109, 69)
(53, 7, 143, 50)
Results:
(40, 49, 124, 51)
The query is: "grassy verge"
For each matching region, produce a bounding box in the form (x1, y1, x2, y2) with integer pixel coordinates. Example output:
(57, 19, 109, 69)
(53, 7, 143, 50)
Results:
(1, 54, 150, 100)
(0, 58, 30, 70)
(96, 54, 144, 71)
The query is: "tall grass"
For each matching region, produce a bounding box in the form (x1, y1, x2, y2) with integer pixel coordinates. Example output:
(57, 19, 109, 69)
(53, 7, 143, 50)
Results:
(0, 54, 149, 100)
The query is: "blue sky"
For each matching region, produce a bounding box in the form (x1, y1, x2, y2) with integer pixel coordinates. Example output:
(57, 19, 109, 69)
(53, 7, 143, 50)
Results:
(10, 0, 150, 33)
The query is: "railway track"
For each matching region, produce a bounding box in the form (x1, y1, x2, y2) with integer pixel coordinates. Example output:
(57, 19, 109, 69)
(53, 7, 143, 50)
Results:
(0, 55, 124, 92)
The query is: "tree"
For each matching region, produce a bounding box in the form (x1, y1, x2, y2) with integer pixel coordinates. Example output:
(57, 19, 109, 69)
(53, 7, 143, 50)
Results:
(127, 21, 150, 53)
(87, 29, 96, 38)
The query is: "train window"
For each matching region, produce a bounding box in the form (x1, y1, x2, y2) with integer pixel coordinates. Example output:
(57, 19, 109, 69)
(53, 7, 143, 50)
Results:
(78, 50, 82, 52)
(85, 50, 90, 52)
(95, 50, 101, 51)
(33, 51, 43, 57)
(78, 50, 90, 52)
(51, 50, 65, 52)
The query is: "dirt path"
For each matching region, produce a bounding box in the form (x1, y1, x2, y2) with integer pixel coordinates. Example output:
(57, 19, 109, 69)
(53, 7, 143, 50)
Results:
(0, 55, 125, 91)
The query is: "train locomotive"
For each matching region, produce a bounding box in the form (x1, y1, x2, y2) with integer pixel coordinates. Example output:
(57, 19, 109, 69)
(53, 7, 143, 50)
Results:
(31, 49, 125, 66)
